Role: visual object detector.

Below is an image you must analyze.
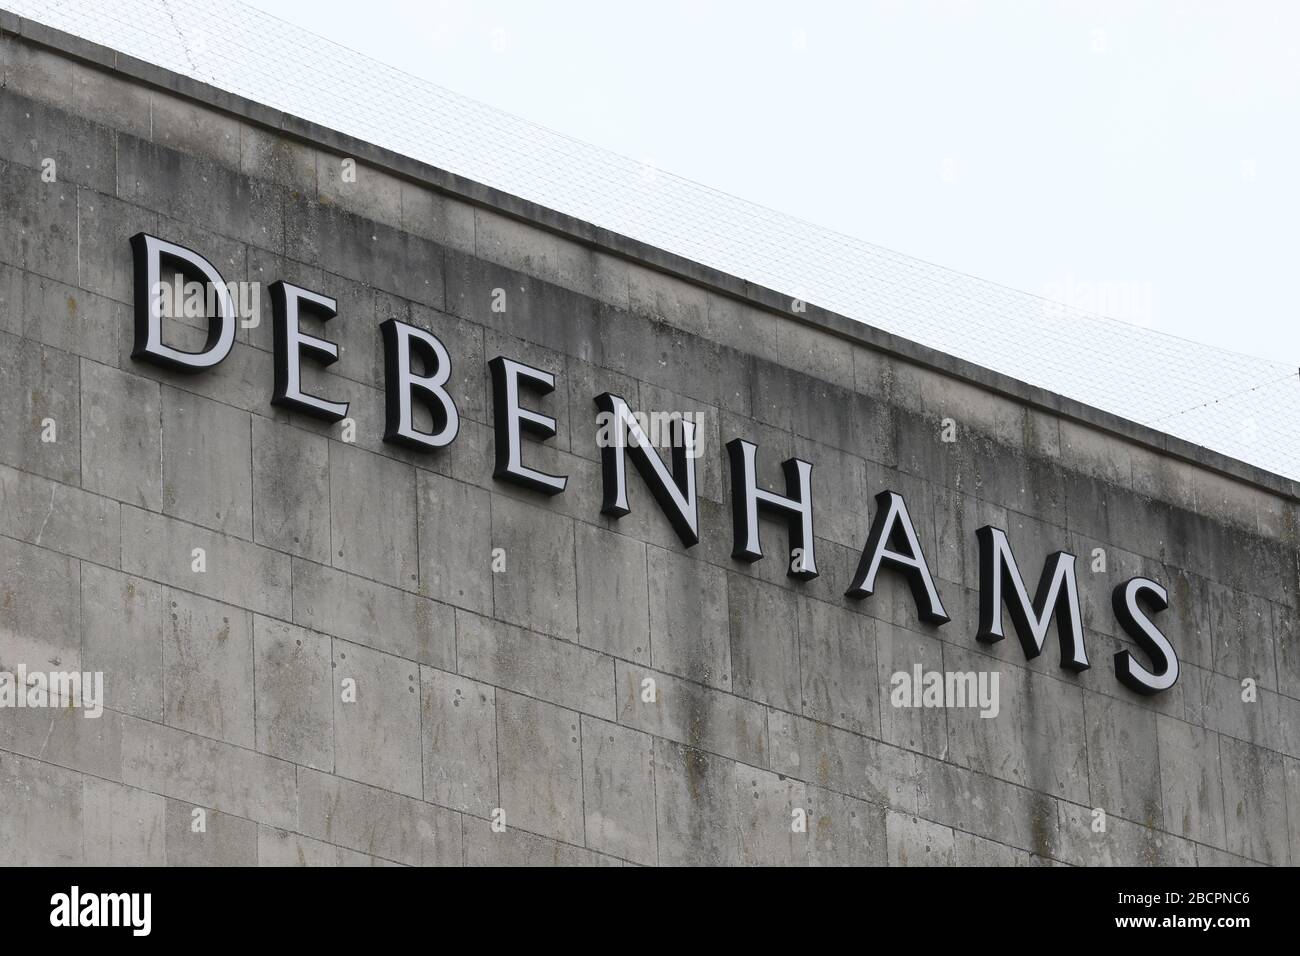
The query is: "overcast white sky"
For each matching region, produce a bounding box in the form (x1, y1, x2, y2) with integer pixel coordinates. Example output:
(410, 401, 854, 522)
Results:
(252, 0, 1300, 367)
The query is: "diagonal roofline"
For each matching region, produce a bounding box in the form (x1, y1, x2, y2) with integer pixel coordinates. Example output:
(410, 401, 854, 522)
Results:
(2, 7, 1297, 506)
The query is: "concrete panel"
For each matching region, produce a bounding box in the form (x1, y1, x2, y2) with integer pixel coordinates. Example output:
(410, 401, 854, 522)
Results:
(296, 766, 461, 866)
(1220, 735, 1290, 865)
(331, 639, 423, 798)
(0, 461, 119, 565)
(161, 386, 253, 538)
(617, 661, 767, 766)
(83, 778, 167, 865)
(162, 589, 254, 747)
(164, 799, 259, 866)
(81, 360, 161, 509)
(456, 610, 614, 719)
(1085, 693, 1163, 828)
(18, 269, 123, 365)
(799, 595, 879, 737)
(489, 494, 578, 638)
(581, 715, 657, 866)
(575, 522, 650, 663)
(329, 441, 418, 589)
(121, 506, 291, 618)
(0, 333, 80, 483)
(257, 826, 397, 866)
(120, 716, 296, 829)
(0, 753, 83, 865)
(252, 416, 332, 563)
(420, 665, 498, 816)
(1157, 714, 1227, 849)
(291, 557, 455, 669)
(769, 708, 917, 812)
(886, 811, 957, 866)
(253, 616, 335, 769)
(647, 544, 730, 689)
(462, 817, 615, 866)
(728, 572, 801, 712)
(417, 469, 493, 615)
(0, 159, 78, 286)
(496, 690, 585, 846)
(0, 533, 80, 671)
(653, 739, 740, 866)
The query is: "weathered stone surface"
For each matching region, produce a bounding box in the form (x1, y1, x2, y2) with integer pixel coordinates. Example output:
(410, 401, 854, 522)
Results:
(496, 690, 584, 846)
(420, 666, 498, 816)
(1, 36, 1296, 868)
(331, 639, 423, 798)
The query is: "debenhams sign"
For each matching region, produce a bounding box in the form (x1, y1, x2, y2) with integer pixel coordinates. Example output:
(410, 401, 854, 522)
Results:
(130, 233, 1180, 696)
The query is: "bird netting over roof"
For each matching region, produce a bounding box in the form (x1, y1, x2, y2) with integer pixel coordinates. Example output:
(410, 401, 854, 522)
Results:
(6, 0, 1299, 482)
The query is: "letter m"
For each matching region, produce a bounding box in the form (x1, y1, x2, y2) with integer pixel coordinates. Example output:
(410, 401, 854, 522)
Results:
(975, 526, 1088, 671)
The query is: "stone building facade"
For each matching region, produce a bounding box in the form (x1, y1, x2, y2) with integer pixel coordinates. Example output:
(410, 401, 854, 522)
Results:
(0, 14, 1297, 866)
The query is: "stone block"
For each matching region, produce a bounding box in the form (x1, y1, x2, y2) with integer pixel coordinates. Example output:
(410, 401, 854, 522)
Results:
(0, 533, 80, 671)
(799, 595, 879, 737)
(1156, 714, 1227, 849)
(581, 715, 657, 866)
(164, 799, 258, 866)
(489, 494, 578, 638)
(120, 716, 296, 829)
(653, 739, 740, 866)
(416, 469, 493, 615)
(886, 810, 957, 866)
(646, 544, 730, 689)
(161, 589, 254, 747)
(0, 753, 83, 865)
(617, 661, 767, 766)
(251, 416, 331, 562)
(253, 616, 334, 769)
(80, 360, 162, 509)
(120, 506, 291, 618)
(575, 522, 650, 663)
(161, 386, 254, 538)
(296, 766, 461, 866)
(496, 690, 584, 845)
(421, 665, 498, 816)
(290, 558, 455, 669)
(83, 778, 166, 865)
(331, 639, 423, 798)
(456, 610, 614, 718)
(0, 333, 79, 483)
(329, 441, 418, 588)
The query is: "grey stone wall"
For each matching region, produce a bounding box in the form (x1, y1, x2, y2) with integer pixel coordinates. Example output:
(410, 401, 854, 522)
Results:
(0, 27, 1297, 866)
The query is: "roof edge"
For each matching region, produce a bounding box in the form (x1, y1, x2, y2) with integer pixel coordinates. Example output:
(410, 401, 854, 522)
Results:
(5, 11, 1298, 507)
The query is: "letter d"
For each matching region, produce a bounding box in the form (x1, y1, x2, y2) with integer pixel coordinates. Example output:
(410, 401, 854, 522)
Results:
(131, 233, 236, 372)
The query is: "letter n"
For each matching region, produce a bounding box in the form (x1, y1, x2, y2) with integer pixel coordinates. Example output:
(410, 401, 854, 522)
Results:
(595, 393, 698, 546)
